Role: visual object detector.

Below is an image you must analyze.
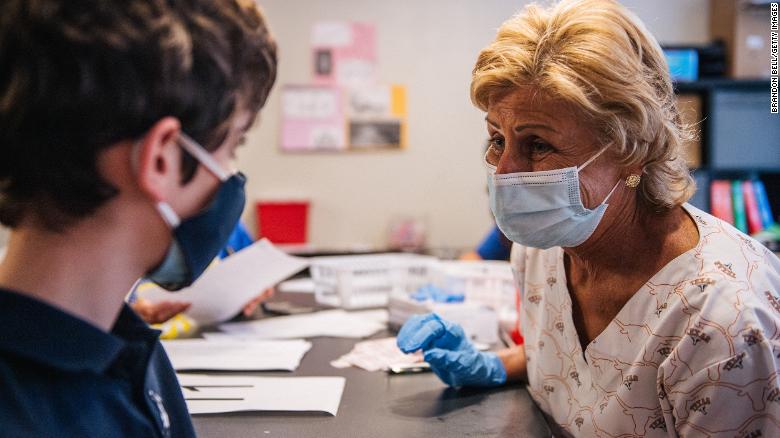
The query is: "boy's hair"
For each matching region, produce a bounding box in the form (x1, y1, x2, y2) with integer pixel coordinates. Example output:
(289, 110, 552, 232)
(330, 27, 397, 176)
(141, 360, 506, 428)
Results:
(0, 0, 278, 230)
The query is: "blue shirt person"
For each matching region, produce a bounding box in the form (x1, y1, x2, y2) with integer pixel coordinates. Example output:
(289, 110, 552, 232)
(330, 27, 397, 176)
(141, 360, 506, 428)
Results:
(0, 1, 278, 436)
(461, 225, 512, 261)
(219, 221, 255, 258)
(0, 290, 194, 436)
(476, 225, 512, 260)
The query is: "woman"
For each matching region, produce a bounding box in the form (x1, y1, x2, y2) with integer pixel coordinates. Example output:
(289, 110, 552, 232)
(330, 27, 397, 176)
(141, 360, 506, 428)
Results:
(398, 0, 780, 436)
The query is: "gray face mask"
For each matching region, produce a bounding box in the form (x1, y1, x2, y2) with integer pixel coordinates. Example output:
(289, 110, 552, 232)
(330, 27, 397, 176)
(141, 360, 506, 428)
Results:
(485, 147, 618, 249)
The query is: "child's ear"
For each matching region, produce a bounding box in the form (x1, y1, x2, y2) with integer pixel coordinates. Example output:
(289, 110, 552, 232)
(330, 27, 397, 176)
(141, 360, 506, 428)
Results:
(135, 117, 183, 203)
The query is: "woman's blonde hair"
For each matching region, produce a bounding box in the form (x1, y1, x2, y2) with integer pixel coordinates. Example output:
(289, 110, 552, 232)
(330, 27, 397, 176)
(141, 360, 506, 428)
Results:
(471, 0, 695, 209)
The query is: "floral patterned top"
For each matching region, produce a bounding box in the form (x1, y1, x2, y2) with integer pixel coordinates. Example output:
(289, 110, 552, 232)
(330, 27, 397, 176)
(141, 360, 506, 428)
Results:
(512, 204, 780, 437)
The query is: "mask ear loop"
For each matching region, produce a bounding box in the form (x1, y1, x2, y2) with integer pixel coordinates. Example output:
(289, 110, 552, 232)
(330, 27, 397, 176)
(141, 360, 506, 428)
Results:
(577, 146, 610, 172)
(601, 179, 620, 204)
(577, 146, 620, 205)
(156, 202, 181, 228)
(483, 150, 497, 174)
(132, 139, 183, 229)
(177, 133, 231, 183)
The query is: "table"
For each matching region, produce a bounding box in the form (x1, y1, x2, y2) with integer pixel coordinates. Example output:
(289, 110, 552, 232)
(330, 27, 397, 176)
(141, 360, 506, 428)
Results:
(191, 290, 551, 437)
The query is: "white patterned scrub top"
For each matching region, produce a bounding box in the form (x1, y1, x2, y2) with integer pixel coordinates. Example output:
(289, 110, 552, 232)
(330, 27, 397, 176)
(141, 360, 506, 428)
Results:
(511, 204, 780, 437)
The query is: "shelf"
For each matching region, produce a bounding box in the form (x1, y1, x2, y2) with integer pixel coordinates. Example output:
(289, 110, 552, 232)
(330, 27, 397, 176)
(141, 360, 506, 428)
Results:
(693, 167, 780, 175)
(674, 78, 771, 93)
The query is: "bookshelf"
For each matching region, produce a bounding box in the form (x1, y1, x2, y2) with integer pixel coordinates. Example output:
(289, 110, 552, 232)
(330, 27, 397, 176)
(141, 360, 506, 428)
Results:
(673, 79, 779, 226)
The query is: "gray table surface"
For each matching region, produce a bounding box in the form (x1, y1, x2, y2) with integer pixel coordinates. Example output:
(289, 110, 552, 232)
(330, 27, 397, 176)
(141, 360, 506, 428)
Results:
(190, 292, 551, 437)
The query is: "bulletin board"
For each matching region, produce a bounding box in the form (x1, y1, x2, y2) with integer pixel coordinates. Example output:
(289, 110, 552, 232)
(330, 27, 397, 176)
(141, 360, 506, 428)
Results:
(279, 21, 407, 152)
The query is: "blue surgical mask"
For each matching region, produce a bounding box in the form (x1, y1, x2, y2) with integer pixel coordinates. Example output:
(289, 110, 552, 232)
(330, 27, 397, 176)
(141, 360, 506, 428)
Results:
(486, 148, 618, 249)
(145, 133, 246, 291)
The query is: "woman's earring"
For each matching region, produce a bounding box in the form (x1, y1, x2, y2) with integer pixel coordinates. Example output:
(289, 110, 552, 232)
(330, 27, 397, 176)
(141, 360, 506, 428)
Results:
(625, 174, 641, 188)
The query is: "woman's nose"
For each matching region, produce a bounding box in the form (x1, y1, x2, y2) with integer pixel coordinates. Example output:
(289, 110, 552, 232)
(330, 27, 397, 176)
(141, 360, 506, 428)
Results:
(495, 150, 532, 174)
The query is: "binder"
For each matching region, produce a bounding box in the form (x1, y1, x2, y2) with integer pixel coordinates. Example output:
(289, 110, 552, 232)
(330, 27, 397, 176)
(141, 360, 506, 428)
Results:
(710, 180, 734, 224)
(731, 180, 748, 233)
(742, 180, 763, 234)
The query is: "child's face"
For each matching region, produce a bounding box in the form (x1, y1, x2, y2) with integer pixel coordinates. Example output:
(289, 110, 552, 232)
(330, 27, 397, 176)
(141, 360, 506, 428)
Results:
(171, 110, 254, 219)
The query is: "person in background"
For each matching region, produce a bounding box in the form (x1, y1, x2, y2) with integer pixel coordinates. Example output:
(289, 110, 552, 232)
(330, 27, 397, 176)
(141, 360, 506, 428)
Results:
(0, 0, 277, 435)
(220, 221, 255, 258)
(460, 225, 512, 261)
(399, 0, 780, 436)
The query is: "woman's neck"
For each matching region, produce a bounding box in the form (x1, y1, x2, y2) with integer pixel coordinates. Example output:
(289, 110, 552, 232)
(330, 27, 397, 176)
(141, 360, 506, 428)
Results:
(563, 199, 700, 296)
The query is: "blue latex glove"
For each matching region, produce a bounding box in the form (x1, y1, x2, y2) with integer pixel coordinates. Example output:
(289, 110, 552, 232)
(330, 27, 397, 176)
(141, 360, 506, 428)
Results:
(396, 313, 506, 387)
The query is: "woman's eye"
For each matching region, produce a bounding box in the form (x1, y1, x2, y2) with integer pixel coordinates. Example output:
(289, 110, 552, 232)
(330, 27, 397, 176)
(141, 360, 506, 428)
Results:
(529, 139, 553, 156)
(488, 136, 505, 151)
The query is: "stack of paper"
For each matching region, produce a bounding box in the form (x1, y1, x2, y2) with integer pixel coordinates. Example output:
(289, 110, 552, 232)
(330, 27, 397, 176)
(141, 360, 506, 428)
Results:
(330, 337, 421, 372)
(178, 374, 346, 415)
(216, 309, 388, 339)
(161, 339, 311, 371)
(138, 239, 309, 324)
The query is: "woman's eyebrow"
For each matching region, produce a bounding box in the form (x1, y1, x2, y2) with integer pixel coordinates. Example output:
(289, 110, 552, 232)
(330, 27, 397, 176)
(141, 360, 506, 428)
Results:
(514, 123, 557, 133)
(485, 117, 558, 134)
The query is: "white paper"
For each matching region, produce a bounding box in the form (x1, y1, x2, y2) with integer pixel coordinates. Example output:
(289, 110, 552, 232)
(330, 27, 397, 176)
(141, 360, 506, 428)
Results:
(161, 339, 311, 371)
(276, 277, 316, 293)
(282, 87, 340, 119)
(138, 239, 308, 324)
(177, 374, 345, 415)
(311, 22, 352, 47)
(348, 86, 391, 118)
(216, 309, 388, 339)
(330, 337, 421, 372)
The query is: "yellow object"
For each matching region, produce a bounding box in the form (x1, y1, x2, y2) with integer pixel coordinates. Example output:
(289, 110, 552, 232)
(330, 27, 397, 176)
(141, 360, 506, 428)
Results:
(154, 314, 197, 339)
(390, 84, 408, 149)
(390, 85, 406, 117)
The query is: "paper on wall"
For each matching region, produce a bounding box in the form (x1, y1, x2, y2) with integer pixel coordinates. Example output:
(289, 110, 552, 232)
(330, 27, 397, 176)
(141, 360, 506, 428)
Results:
(161, 339, 312, 371)
(312, 21, 376, 88)
(280, 85, 346, 151)
(137, 239, 308, 325)
(177, 374, 346, 415)
(347, 84, 406, 149)
(311, 22, 353, 47)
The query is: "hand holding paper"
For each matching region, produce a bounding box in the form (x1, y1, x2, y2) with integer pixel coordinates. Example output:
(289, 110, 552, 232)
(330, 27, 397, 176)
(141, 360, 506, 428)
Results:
(138, 239, 308, 324)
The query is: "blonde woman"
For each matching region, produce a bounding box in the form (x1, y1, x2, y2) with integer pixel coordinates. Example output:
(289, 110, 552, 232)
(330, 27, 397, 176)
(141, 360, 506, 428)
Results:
(398, 0, 780, 435)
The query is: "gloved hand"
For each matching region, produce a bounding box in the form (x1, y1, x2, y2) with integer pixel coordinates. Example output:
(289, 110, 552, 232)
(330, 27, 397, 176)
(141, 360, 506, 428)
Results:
(396, 313, 506, 388)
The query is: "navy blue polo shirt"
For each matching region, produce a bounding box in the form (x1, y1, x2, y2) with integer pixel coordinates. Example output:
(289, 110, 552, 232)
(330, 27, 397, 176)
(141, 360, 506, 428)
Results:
(0, 289, 195, 437)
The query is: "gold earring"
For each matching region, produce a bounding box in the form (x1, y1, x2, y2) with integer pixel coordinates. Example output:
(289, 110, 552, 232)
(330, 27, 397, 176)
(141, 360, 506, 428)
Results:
(625, 174, 641, 188)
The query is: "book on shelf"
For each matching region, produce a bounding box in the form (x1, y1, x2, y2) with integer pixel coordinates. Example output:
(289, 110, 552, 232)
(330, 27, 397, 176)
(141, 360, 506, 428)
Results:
(710, 180, 734, 224)
(742, 181, 763, 235)
(731, 180, 748, 233)
(709, 178, 775, 235)
(753, 179, 775, 229)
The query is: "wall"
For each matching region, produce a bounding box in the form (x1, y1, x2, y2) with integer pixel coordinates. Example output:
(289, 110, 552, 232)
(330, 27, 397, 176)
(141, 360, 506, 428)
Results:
(238, 0, 711, 250)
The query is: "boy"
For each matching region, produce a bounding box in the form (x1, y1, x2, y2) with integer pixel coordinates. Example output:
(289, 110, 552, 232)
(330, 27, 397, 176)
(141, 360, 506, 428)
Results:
(0, 0, 277, 435)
